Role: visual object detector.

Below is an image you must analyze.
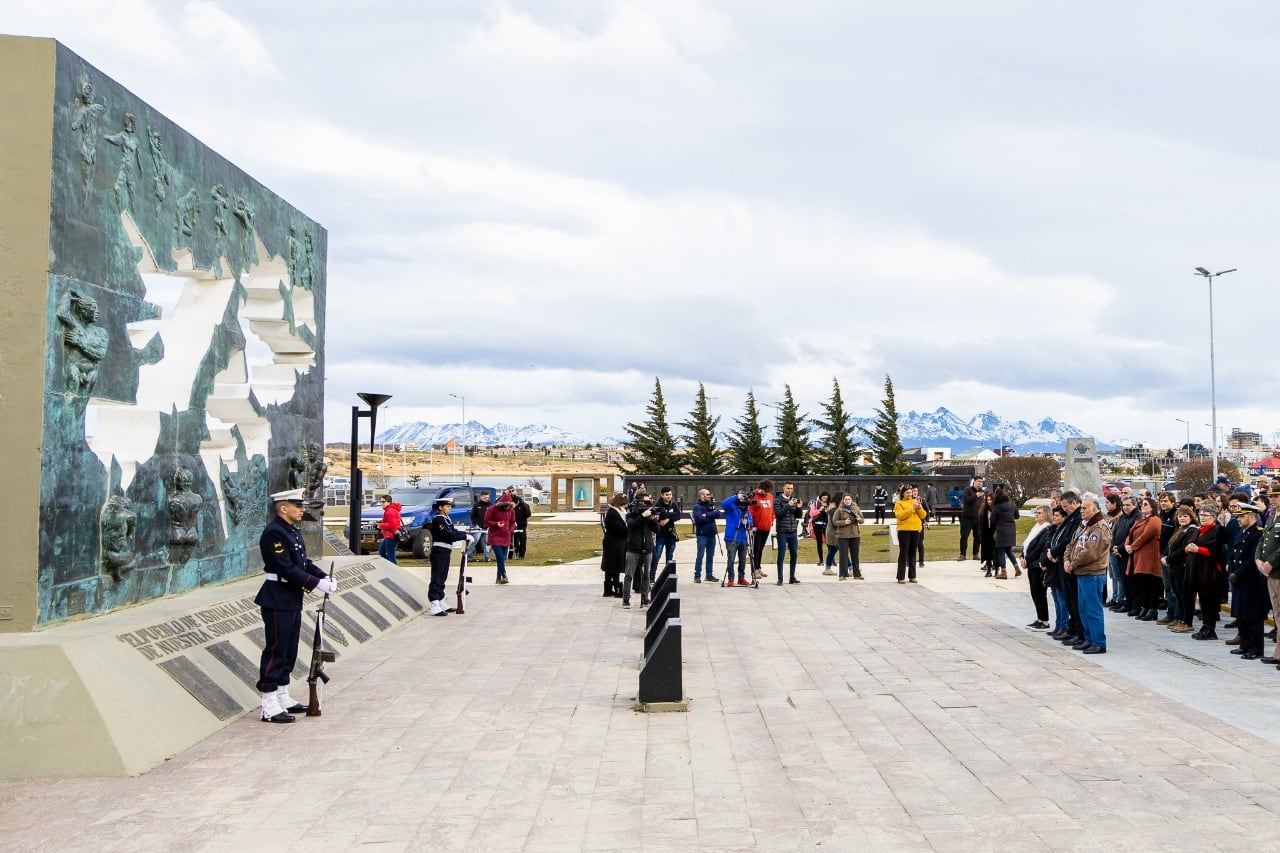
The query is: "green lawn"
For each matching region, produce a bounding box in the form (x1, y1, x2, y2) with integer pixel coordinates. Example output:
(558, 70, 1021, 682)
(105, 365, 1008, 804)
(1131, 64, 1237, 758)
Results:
(391, 516, 1040, 570)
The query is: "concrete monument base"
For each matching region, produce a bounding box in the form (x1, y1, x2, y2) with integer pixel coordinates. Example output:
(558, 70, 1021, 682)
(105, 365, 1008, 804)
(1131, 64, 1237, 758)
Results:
(0, 556, 425, 779)
(633, 697, 692, 713)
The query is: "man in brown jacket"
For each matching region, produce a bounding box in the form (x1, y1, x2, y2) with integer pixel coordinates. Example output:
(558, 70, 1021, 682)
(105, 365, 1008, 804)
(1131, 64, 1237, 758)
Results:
(1065, 492, 1112, 654)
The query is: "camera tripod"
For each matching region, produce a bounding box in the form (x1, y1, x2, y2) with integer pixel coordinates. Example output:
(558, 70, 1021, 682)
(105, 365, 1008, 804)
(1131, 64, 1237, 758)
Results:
(720, 516, 759, 589)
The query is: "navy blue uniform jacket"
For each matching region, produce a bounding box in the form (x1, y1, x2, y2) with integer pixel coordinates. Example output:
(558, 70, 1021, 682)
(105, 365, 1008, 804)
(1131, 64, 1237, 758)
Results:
(256, 516, 327, 610)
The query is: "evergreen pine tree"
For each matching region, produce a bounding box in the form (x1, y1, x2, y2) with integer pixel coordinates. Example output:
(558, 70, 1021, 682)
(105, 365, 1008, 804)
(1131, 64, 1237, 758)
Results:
(618, 377, 682, 475)
(727, 390, 772, 475)
(867, 374, 913, 475)
(677, 383, 723, 475)
(812, 377, 861, 474)
(773, 384, 812, 475)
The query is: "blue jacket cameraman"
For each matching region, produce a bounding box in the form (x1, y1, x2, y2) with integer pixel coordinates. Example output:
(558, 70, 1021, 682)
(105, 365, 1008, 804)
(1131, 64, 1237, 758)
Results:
(721, 489, 754, 585)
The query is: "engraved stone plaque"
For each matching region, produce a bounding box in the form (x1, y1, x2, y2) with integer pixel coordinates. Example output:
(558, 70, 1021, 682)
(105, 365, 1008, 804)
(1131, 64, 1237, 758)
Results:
(1063, 437, 1104, 497)
(342, 590, 391, 631)
(158, 656, 242, 720)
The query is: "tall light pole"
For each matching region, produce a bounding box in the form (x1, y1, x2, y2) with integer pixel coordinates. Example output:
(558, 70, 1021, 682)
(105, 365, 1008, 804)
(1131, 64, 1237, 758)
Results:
(1194, 267, 1235, 483)
(1174, 418, 1190, 461)
(348, 392, 391, 555)
(450, 393, 466, 481)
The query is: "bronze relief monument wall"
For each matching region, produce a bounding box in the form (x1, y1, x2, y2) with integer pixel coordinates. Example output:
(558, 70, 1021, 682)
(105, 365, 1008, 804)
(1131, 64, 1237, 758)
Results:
(0, 36, 328, 632)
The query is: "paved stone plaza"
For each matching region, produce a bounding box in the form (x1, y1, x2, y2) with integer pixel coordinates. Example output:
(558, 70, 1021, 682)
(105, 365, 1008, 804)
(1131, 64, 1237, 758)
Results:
(4, 541, 1280, 851)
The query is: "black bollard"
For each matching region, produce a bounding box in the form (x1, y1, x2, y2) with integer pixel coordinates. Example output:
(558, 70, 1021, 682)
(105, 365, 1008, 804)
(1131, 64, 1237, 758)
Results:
(638, 618, 682, 704)
(647, 573, 677, 627)
(643, 593, 680, 659)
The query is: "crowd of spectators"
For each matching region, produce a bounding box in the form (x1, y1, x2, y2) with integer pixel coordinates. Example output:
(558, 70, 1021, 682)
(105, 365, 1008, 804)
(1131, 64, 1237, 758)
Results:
(1017, 478, 1280, 658)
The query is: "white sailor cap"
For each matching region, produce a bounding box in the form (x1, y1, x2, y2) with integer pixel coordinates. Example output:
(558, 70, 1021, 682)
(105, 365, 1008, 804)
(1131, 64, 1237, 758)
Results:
(271, 488, 306, 503)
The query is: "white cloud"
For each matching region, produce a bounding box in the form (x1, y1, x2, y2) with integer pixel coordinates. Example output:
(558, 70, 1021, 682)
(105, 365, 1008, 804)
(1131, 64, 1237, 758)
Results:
(6, 1, 1280, 450)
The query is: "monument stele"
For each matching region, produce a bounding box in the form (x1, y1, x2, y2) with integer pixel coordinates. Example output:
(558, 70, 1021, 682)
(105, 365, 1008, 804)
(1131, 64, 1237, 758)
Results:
(0, 37, 427, 778)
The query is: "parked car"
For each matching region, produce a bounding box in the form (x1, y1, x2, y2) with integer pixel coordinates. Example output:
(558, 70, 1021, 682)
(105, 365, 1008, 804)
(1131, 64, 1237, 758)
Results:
(346, 484, 500, 558)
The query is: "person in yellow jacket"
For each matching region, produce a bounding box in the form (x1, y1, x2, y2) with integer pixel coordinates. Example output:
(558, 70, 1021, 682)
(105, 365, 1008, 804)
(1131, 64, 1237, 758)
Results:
(894, 484, 928, 583)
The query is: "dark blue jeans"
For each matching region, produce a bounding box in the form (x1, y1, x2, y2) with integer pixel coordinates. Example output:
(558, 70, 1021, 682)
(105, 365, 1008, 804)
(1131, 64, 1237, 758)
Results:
(378, 537, 398, 564)
(1077, 573, 1107, 649)
(695, 534, 717, 580)
(651, 537, 677, 576)
(776, 531, 798, 581)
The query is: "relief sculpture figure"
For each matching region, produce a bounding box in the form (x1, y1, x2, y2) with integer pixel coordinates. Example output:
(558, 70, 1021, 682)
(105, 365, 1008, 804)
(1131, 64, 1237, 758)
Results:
(103, 112, 142, 210)
(147, 127, 171, 213)
(70, 75, 106, 201)
(100, 495, 139, 581)
(302, 442, 329, 521)
(222, 468, 244, 527)
(57, 290, 109, 397)
(177, 187, 200, 237)
(289, 225, 315, 291)
(167, 467, 203, 562)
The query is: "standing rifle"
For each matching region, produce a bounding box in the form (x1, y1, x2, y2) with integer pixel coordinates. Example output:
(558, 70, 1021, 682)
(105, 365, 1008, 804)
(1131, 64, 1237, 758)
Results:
(455, 530, 473, 614)
(306, 563, 337, 716)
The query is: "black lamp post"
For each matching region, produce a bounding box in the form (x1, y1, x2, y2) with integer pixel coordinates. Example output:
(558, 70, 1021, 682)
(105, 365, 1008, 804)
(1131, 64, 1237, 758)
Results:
(348, 392, 391, 555)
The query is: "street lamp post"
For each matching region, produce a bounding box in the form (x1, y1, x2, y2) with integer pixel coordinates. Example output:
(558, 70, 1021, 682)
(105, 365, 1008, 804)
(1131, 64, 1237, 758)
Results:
(450, 393, 466, 481)
(348, 392, 391, 555)
(1174, 418, 1190, 461)
(1194, 266, 1236, 483)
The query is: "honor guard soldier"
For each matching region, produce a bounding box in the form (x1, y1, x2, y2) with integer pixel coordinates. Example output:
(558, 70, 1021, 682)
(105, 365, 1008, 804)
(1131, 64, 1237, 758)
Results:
(428, 498, 470, 616)
(256, 488, 337, 722)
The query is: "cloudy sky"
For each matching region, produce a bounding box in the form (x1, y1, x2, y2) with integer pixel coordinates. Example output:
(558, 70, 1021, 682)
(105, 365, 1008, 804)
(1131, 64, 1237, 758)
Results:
(7, 1, 1279, 449)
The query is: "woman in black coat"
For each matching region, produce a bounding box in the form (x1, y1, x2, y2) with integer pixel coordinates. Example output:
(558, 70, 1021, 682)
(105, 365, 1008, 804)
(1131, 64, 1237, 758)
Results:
(991, 487, 1019, 580)
(979, 494, 997, 576)
(1185, 506, 1224, 640)
(600, 493, 629, 597)
(1163, 505, 1198, 632)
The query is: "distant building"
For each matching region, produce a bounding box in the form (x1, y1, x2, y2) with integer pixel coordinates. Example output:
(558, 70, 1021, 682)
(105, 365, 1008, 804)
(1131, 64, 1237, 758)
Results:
(1229, 429, 1265, 451)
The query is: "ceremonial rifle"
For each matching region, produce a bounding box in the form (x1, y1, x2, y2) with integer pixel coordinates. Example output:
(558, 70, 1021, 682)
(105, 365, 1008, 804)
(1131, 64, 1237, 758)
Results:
(455, 529, 472, 614)
(306, 562, 338, 716)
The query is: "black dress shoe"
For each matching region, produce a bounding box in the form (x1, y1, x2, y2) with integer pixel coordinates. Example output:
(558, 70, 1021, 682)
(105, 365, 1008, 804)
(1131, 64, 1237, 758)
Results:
(1049, 629, 1066, 639)
(1083, 646, 1107, 654)
(789, 578, 801, 584)
(1230, 648, 1246, 655)
(261, 711, 295, 724)
(1193, 629, 1218, 640)
(1060, 635, 1082, 645)
(283, 701, 307, 713)
(1242, 653, 1262, 660)
(1225, 620, 1238, 629)
(1071, 640, 1091, 650)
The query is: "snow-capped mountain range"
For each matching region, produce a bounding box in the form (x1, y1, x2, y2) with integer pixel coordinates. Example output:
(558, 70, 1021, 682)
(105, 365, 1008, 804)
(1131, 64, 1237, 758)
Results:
(379, 420, 608, 448)
(378, 408, 1115, 454)
(848, 408, 1116, 454)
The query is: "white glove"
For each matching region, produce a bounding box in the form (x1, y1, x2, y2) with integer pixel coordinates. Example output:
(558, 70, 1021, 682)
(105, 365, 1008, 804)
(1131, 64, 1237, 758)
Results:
(316, 576, 338, 595)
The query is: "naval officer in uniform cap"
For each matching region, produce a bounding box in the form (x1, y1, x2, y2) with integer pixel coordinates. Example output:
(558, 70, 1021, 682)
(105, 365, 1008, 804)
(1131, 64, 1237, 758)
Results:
(256, 488, 338, 722)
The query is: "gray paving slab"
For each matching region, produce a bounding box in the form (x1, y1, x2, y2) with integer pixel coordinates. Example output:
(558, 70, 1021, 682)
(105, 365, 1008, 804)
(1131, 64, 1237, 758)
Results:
(3, 544, 1280, 851)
